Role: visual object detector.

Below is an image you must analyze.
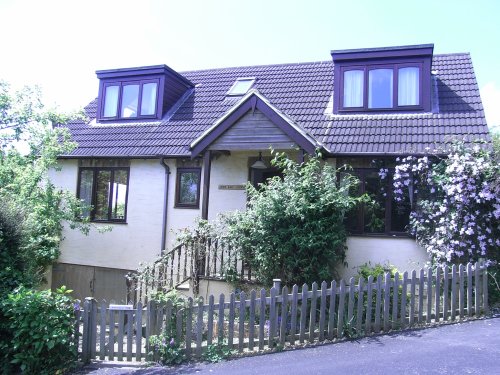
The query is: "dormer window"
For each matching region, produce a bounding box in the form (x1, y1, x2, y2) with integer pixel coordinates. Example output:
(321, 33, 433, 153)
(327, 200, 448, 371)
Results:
(96, 65, 194, 123)
(332, 44, 433, 113)
(341, 64, 421, 110)
(227, 78, 255, 96)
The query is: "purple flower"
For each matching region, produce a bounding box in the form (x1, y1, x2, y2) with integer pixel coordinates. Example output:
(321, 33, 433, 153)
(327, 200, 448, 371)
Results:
(170, 338, 175, 347)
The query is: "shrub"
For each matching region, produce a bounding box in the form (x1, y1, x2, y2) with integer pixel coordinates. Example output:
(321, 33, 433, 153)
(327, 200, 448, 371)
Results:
(148, 335, 185, 365)
(0, 286, 78, 374)
(222, 152, 367, 287)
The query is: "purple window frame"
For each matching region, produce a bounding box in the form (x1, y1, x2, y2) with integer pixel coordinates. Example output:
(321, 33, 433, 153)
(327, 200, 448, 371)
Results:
(174, 168, 202, 209)
(98, 78, 161, 121)
(345, 168, 411, 237)
(334, 58, 431, 113)
(76, 167, 130, 223)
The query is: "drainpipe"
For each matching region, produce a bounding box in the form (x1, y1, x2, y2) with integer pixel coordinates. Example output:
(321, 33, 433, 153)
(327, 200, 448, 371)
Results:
(160, 158, 171, 254)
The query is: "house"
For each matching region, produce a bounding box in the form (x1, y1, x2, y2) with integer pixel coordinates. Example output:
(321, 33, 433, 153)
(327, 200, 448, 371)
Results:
(48, 44, 490, 301)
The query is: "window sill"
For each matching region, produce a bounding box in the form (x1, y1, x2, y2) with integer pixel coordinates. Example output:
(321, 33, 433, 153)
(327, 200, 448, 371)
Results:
(90, 220, 128, 225)
(348, 233, 412, 239)
(174, 205, 200, 209)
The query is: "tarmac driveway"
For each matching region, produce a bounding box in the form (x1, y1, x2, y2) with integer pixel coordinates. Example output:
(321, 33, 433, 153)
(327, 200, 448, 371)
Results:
(77, 316, 500, 375)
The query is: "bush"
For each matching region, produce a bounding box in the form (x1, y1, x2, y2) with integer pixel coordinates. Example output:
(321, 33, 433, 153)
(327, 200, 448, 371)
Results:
(222, 152, 367, 287)
(0, 201, 27, 299)
(0, 286, 78, 374)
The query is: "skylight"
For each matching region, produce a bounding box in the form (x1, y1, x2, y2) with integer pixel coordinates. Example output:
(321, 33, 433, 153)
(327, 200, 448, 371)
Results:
(227, 77, 255, 96)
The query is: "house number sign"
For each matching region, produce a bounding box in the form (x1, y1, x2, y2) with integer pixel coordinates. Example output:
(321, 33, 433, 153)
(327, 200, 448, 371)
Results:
(218, 184, 246, 190)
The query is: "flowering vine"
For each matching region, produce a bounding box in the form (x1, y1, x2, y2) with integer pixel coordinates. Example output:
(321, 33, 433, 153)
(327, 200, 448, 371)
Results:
(385, 143, 499, 266)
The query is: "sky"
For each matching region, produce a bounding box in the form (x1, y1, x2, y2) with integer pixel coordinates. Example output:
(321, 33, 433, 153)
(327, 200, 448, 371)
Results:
(0, 0, 499, 129)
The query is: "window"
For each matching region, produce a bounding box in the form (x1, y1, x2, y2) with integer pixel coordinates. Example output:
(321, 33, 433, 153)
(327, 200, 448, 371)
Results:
(175, 168, 201, 208)
(227, 78, 255, 96)
(341, 64, 421, 111)
(101, 79, 159, 120)
(345, 168, 411, 235)
(77, 167, 129, 222)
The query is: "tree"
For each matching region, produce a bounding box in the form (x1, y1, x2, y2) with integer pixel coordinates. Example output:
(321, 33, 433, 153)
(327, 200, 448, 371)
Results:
(0, 81, 91, 289)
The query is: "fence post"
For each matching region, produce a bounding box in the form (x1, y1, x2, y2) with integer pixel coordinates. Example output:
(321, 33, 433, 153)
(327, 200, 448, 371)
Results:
(273, 279, 281, 291)
(482, 261, 489, 315)
(81, 298, 92, 364)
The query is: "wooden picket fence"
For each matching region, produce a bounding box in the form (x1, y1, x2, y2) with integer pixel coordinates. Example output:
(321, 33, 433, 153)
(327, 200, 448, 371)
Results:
(77, 262, 489, 363)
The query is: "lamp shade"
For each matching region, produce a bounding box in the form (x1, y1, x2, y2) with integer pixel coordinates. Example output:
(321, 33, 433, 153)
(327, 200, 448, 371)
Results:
(251, 152, 267, 169)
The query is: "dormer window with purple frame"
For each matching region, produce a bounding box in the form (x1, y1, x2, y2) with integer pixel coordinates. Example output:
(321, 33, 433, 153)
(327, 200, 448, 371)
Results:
(102, 79, 159, 119)
(332, 44, 433, 113)
(96, 65, 194, 123)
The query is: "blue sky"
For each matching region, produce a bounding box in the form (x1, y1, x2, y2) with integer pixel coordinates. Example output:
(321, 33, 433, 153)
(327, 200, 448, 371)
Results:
(1, 0, 499, 128)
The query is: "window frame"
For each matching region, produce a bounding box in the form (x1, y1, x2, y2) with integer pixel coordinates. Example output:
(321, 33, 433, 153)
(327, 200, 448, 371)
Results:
(98, 78, 161, 121)
(76, 166, 130, 223)
(226, 77, 256, 96)
(174, 167, 202, 209)
(339, 62, 424, 112)
(345, 168, 411, 237)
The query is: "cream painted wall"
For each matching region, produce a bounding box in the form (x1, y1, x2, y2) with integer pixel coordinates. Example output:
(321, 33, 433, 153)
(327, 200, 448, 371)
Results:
(207, 151, 252, 221)
(50, 159, 165, 271)
(340, 237, 429, 280)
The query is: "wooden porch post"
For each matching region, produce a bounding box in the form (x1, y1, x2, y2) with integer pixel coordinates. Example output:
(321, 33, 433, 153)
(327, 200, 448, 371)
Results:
(201, 150, 212, 220)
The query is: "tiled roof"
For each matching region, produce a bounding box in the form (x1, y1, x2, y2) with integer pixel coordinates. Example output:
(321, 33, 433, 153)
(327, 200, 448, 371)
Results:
(63, 53, 490, 158)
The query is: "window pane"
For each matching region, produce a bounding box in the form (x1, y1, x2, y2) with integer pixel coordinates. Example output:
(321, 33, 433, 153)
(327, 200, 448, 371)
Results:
(364, 171, 386, 233)
(343, 70, 364, 107)
(140, 82, 158, 115)
(342, 172, 362, 233)
(78, 170, 94, 218)
(111, 170, 128, 220)
(178, 171, 199, 205)
(103, 85, 119, 117)
(94, 170, 111, 220)
(228, 79, 254, 95)
(121, 84, 139, 118)
(391, 188, 411, 232)
(398, 67, 419, 106)
(368, 69, 393, 108)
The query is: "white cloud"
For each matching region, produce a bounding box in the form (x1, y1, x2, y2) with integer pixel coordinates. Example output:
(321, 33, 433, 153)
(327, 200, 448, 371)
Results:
(481, 82, 500, 132)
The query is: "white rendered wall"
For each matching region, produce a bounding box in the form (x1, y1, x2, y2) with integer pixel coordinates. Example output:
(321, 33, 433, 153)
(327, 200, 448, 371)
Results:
(207, 151, 252, 221)
(50, 159, 164, 271)
(340, 237, 429, 280)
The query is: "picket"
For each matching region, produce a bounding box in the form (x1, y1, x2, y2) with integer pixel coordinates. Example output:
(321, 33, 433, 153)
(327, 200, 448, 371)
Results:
(383, 272, 391, 331)
(319, 281, 327, 342)
(434, 268, 441, 323)
(290, 285, 299, 344)
(356, 277, 364, 334)
(409, 271, 416, 327)
(280, 286, 289, 346)
(443, 267, 449, 321)
(467, 263, 473, 316)
(337, 280, 345, 338)
(327, 280, 337, 340)
(78, 261, 489, 363)
(309, 282, 318, 342)
(400, 272, 408, 328)
(299, 284, 308, 343)
(451, 265, 458, 321)
(374, 275, 382, 333)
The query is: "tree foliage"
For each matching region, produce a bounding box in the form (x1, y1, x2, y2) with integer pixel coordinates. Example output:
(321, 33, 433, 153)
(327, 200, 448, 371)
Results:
(0, 81, 93, 288)
(220, 152, 367, 286)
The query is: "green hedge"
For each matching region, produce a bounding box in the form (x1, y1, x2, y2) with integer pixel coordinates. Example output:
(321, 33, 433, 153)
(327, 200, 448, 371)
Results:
(0, 286, 78, 374)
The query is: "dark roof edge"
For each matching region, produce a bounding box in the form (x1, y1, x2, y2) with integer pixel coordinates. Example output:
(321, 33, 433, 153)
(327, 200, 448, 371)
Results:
(331, 43, 434, 55)
(58, 154, 193, 160)
(96, 64, 194, 88)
